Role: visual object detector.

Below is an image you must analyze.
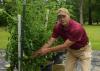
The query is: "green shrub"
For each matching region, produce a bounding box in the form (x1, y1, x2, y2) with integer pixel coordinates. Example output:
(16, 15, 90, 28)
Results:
(6, 0, 75, 71)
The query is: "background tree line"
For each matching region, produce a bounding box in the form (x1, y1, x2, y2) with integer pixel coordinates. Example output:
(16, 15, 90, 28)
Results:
(0, 0, 100, 27)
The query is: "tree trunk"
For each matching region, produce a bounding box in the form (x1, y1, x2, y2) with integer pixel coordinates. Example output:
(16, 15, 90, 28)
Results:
(79, 0, 83, 24)
(88, 0, 92, 25)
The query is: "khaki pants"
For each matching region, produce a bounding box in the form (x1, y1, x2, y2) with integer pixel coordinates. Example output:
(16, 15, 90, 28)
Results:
(64, 43, 92, 71)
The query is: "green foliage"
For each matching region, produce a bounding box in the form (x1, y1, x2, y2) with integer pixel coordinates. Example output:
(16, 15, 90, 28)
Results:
(83, 0, 100, 23)
(92, 0, 100, 23)
(6, 0, 75, 71)
(0, 9, 8, 26)
(0, 0, 17, 26)
(4, 1, 16, 16)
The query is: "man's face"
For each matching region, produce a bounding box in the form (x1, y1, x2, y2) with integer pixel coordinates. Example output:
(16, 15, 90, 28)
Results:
(57, 11, 69, 26)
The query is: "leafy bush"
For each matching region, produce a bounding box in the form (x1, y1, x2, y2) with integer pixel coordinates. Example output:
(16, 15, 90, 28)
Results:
(6, 0, 75, 71)
(0, 0, 16, 27)
(0, 9, 8, 26)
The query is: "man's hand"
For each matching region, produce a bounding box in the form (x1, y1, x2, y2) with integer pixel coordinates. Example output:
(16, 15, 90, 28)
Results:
(32, 50, 41, 58)
(32, 47, 51, 58)
(32, 37, 56, 58)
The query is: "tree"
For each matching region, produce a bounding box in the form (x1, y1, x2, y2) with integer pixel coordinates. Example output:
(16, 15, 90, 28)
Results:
(88, 0, 92, 25)
(0, 0, 16, 26)
(79, 0, 83, 24)
(92, 0, 100, 24)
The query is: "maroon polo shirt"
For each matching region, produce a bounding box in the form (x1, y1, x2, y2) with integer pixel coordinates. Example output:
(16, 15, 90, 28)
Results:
(52, 19, 89, 49)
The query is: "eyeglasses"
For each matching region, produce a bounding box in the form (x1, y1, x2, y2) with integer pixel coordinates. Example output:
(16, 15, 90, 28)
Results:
(57, 15, 66, 19)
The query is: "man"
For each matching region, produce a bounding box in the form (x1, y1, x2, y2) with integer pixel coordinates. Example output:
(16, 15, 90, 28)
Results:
(33, 8, 92, 71)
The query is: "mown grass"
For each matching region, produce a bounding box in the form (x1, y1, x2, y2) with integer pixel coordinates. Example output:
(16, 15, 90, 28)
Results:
(0, 25, 100, 50)
(0, 27, 10, 49)
(83, 25, 100, 50)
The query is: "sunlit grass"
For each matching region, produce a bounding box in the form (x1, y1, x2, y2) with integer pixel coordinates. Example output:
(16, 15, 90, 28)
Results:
(0, 27, 10, 49)
(83, 25, 100, 50)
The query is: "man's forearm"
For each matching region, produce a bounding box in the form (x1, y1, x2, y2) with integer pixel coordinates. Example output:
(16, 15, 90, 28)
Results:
(42, 37, 56, 48)
(49, 44, 68, 52)
(48, 39, 74, 53)
(42, 43, 51, 48)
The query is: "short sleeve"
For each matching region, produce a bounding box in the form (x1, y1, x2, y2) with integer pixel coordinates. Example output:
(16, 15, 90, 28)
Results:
(68, 29, 82, 42)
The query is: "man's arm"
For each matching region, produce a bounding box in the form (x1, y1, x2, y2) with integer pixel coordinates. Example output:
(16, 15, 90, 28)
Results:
(41, 37, 56, 48)
(48, 39, 75, 52)
(32, 37, 56, 57)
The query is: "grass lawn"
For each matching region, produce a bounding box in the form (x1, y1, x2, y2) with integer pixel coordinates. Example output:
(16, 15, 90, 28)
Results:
(83, 25, 100, 50)
(0, 25, 100, 50)
(0, 27, 10, 49)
